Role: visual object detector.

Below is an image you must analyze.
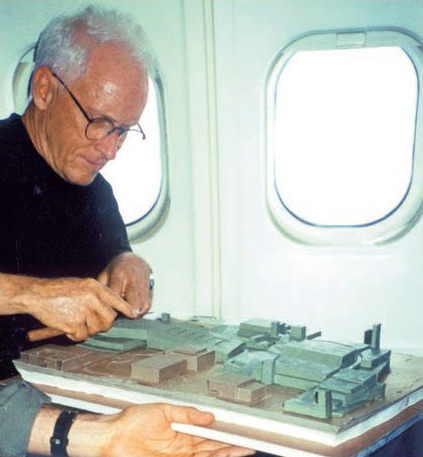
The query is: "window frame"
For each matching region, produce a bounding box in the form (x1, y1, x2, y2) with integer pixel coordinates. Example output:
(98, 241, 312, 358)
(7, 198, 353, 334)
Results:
(265, 29, 423, 246)
(125, 74, 169, 241)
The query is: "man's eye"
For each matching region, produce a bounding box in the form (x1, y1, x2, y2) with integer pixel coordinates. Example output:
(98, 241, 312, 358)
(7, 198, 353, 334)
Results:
(92, 119, 114, 129)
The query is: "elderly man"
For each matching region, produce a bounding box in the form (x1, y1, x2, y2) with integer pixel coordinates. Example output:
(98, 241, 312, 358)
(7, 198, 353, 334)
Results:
(0, 6, 153, 378)
(0, 6, 255, 457)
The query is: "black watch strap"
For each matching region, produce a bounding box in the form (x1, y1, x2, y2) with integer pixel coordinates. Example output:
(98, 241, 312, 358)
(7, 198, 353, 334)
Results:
(50, 410, 77, 457)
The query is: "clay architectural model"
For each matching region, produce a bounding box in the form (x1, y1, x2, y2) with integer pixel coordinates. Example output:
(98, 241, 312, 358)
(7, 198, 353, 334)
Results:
(18, 315, 391, 419)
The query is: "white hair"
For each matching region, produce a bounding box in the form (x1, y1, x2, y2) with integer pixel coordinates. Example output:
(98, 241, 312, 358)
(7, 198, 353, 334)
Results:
(33, 5, 155, 81)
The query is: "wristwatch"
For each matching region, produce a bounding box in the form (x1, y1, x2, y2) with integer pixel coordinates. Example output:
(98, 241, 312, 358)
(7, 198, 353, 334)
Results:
(50, 410, 77, 457)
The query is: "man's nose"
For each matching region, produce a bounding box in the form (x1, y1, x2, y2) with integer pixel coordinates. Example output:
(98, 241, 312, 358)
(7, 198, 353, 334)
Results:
(99, 131, 119, 161)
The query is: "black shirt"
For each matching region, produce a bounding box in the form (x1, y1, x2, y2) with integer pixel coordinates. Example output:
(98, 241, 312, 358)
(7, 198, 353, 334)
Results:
(0, 113, 131, 377)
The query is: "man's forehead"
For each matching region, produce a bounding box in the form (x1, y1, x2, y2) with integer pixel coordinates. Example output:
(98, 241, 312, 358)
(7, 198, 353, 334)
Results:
(72, 41, 138, 85)
(82, 44, 146, 94)
(103, 81, 119, 97)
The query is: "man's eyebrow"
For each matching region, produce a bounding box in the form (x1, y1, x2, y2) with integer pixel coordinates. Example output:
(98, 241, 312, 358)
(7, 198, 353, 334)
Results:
(89, 108, 130, 128)
(89, 108, 116, 123)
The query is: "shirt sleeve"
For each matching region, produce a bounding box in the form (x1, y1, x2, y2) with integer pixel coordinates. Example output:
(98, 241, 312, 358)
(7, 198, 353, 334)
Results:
(0, 380, 51, 457)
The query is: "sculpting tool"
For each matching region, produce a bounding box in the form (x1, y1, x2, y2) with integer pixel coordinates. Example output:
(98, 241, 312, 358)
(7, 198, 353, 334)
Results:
(27, 312, 152, 343)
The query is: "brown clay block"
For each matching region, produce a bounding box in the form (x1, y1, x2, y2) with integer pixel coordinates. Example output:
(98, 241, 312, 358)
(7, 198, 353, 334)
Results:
(20, 344, 107, 371)
(192, 350, 215, 371)
(236, 381, 268, 404)
(207, 372, 255, 400)
(209, 372, 254, 388)
(131, 353, 187, 384)
(207, 372, 268, 405)
(170, 348, 215, 371)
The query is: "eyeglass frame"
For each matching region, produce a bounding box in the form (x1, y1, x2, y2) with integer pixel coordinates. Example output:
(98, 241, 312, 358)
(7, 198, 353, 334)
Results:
(51, 72, 146, 141)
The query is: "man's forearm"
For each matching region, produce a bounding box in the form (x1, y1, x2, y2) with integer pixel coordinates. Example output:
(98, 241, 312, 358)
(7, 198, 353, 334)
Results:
(0, 380, 108, 457)
(28, 407, 109, 457)
(0, 273, 35, 315)
(3, 381, 254, 457)
(0, 272, 136, 341)
(27, 406, 61, 455)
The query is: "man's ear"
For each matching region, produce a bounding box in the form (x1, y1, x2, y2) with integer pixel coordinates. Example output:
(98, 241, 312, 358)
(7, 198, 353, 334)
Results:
(31, 67, 55, 111)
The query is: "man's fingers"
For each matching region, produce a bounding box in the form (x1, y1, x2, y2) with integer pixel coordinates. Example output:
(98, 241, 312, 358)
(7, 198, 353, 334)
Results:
(97, 253, 154, 318)
(97, 269, 109, 286)
(97, 267, 130, 304)
(194, 436, 255, 457)
(108, 274, 126, 298)
(66, 308, 114, 341)
(101, 287, 138, 318)
(194, 442, 256, 457)
(138, 289, 151, 316)
(99, 307, 118, 329)
(124, 285, 150, 317)
(186, 407, 215, 426)
(136, 273, 154, 315)
(86, 310, 116, 334)
(209, 447, 256, 457)
(121, 284, 139, 311)
(65, 326, 88, 342)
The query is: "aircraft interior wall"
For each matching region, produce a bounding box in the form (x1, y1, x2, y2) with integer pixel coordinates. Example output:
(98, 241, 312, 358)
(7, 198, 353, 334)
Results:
(0, 0, 422, 356)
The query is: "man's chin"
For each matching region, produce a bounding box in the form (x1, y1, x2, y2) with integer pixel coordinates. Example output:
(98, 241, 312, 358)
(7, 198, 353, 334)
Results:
(65, 170, 98, 187)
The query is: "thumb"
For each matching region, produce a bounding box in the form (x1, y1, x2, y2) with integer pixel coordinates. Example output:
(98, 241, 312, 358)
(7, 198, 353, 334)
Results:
(162, 405, 215, 427)
(187, 408, 215, 426)
(97, 269, 109, 286)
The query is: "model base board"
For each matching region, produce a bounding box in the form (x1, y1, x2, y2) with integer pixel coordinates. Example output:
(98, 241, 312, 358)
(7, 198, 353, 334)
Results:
(14, 316, 423, 451)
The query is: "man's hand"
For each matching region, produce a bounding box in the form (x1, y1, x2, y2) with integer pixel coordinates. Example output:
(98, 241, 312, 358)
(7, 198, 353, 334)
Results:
(0, 273, 138, 341)
(98, 252, 152, 317)
(67, 403, 256, 457)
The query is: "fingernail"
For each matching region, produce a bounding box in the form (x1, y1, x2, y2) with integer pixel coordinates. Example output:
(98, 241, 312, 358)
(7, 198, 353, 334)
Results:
(133, 309, 142, 318)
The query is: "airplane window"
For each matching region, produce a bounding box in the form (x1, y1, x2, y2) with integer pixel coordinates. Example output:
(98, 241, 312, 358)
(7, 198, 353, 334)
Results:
(273, 47, 417, 227)
(101, 79, 163, 226)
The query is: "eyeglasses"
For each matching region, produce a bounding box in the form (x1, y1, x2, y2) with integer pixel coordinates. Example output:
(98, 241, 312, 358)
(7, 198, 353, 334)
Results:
(52, 72, 146, 142)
